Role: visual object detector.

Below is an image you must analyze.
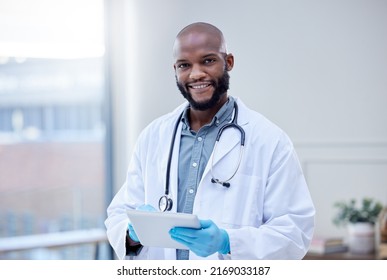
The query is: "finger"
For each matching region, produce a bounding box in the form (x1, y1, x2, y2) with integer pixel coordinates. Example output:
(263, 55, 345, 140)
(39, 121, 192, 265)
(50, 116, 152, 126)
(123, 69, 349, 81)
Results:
(128, 223, 136, 234)
(137, 204, 156, 212)
(199, 219, 214, 229)
(170, 234, 193, 247)
(128, 226, 139, 242)
(171, 227, 202, 238)
(170, 234, 207, 256)
(170, 229, 195, 242)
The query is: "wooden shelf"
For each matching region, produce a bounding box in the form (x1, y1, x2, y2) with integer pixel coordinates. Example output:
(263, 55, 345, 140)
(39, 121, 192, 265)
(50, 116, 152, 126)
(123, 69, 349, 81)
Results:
(304, 251, 377, 260)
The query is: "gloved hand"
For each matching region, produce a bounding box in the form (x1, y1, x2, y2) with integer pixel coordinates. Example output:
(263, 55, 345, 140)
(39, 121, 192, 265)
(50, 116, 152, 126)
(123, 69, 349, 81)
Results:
(128, 204, 156, 242)
(169, 219, 230, 257)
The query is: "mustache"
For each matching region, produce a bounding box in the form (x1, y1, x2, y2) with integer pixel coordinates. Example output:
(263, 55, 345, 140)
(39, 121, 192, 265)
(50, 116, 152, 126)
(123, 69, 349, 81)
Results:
(175, 70, 229, 92)
(186, 80, 216, 88)
(175, 69, 230, 111)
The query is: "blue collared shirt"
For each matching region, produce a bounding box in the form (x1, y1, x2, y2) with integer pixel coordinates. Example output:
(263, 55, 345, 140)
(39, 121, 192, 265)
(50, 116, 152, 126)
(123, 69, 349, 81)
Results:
(176, 96, 235, 259)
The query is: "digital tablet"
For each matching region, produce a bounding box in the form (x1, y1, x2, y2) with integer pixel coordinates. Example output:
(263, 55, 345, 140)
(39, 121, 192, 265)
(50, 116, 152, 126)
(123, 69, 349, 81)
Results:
(126, 210, 201, 249)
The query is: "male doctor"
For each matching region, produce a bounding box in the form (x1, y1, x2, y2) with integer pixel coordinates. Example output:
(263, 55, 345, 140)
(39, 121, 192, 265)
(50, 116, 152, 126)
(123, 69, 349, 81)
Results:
(105, 22, 315, 260)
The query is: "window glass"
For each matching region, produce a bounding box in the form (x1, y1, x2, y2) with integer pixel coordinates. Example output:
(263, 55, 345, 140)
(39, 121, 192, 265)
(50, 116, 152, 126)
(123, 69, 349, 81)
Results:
(0, 0, 108, 259)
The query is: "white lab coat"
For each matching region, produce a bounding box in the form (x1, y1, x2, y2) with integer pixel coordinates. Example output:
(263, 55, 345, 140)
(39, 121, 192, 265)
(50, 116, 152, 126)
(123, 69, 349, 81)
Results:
(105, 97, 315, 260)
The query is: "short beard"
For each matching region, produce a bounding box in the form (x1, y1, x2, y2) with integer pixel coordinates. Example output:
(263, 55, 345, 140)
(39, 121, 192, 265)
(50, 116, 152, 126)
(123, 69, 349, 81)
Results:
(176, 69, 230, 111)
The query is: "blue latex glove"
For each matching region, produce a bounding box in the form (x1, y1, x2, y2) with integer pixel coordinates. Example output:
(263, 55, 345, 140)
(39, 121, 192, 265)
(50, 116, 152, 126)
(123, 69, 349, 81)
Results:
(169, 219, 230, 257)
(128, 204, 156, 242)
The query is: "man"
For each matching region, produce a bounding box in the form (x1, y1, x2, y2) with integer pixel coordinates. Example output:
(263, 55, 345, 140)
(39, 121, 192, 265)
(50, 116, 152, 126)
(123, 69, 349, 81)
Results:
(105, 22, 315, 260)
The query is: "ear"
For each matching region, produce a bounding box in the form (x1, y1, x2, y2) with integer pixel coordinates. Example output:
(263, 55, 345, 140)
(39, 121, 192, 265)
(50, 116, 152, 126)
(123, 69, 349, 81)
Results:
(225, 53, 234, 71)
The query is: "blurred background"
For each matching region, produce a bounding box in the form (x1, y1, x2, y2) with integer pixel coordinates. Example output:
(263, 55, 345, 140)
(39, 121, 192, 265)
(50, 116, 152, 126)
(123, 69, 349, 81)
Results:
(0, 0, 386, 259)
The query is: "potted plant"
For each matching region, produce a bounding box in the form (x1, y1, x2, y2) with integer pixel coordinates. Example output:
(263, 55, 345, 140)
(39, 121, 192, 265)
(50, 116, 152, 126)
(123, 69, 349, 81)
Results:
(333, 198, 383, 254)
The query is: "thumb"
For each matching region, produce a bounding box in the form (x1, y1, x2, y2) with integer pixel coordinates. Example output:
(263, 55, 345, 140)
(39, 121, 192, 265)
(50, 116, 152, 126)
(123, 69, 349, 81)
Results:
(199, 219, 214, 229)
(137, 204, 156, 212)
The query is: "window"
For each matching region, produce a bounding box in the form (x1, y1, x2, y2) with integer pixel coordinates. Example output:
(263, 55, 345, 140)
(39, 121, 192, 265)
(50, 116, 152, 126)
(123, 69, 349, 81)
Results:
(0, 0, 109, 259)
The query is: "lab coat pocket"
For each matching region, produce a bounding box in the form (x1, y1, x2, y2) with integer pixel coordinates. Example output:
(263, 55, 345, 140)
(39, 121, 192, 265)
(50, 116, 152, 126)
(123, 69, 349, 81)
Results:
(221, 173, 263, 228)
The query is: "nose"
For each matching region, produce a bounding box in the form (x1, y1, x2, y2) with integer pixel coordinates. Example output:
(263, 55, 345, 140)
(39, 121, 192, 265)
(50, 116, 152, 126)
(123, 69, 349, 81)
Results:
(189, 64, 206, 80)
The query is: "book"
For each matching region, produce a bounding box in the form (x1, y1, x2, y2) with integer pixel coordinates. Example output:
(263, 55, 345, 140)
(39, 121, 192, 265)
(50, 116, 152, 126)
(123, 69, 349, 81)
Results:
(308, 236, 348, 254)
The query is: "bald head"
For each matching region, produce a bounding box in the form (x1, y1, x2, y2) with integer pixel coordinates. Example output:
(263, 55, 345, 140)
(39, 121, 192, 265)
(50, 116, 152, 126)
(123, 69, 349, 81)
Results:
(172, 22, 234, 112)
(173, 22, 228, 58)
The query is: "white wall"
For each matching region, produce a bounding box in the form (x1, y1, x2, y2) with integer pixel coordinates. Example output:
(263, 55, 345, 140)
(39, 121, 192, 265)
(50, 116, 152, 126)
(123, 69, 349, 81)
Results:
(108, 0, 387, 238)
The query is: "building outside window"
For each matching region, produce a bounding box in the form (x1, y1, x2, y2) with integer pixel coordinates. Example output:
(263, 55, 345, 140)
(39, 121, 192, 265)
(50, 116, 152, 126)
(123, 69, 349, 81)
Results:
(0, 0, 110, 259)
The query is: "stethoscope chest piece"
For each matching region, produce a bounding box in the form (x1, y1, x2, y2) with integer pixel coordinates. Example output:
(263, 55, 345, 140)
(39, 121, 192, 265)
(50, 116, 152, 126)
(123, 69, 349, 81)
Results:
(159, 195, 173, 212)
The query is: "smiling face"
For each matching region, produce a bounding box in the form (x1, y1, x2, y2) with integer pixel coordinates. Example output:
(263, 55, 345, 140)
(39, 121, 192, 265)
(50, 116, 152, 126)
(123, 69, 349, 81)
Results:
(173, 23, 234, 111)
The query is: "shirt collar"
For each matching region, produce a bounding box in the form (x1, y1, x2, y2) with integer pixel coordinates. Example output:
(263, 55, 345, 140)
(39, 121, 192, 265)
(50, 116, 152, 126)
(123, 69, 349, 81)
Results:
(181, 96, 235, 130)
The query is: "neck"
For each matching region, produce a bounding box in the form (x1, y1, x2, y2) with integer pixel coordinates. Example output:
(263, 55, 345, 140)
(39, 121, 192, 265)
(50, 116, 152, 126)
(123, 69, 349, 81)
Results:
(188, 95, 228, 131)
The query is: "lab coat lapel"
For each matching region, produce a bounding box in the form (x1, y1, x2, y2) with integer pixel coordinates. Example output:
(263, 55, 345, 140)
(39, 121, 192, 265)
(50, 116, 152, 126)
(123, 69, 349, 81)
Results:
(210, 130, 241, 167)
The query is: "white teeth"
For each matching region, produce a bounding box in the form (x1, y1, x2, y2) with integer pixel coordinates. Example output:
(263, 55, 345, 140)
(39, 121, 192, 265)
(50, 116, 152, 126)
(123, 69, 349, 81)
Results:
(192, 84, 209, 89)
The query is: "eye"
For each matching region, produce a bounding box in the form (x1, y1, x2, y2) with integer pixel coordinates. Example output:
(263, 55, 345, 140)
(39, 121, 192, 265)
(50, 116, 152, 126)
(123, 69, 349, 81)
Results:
(177, 63, 190, 69)
(203, 58, 216, 64)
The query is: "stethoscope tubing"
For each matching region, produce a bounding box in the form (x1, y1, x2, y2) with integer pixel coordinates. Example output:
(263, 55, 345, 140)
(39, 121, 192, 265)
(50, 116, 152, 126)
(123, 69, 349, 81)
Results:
(160, 102, 245, 211)
(164, 110, 184, 200)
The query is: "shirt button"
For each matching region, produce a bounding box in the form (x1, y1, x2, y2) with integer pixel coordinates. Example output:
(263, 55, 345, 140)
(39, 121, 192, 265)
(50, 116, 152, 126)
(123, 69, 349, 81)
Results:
(189, 188, 194, 194)
(197, 137, 203, 142)
(192, 162, 197, 168)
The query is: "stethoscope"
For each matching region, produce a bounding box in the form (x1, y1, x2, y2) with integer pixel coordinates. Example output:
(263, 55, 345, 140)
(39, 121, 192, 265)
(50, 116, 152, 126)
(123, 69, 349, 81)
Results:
(158, 102, 246, 212)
